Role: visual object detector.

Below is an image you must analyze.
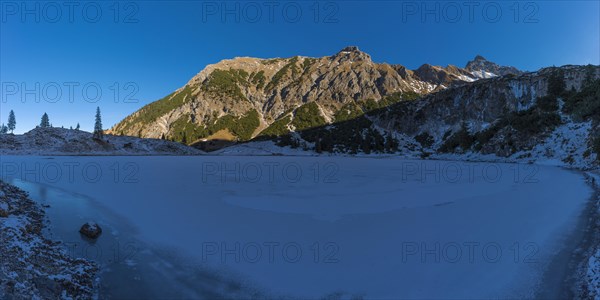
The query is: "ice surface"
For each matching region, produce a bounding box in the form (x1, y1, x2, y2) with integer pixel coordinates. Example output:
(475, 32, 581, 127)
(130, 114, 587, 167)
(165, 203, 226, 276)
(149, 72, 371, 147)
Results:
(0, 156, 592, 298)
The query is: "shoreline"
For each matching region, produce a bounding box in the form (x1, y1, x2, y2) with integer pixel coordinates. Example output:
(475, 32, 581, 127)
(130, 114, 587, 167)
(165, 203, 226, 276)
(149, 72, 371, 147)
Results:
(534, 169, 600, 299)
(572, 171, 600, 299)
(0, 180, 98, 298)
(3, 178, 270, 299)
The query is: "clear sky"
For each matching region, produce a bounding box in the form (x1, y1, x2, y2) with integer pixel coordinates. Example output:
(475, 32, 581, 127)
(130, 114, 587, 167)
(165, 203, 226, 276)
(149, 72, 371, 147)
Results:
(1, 0, 599, 133)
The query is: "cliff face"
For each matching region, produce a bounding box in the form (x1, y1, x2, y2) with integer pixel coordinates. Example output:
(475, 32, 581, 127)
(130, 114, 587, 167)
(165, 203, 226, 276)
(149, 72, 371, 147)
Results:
(109, 47, 491, 143)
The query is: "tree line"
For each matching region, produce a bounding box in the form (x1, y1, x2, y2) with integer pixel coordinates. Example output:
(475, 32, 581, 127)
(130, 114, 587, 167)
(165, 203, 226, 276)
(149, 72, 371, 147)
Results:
(1, 107, 104, 139)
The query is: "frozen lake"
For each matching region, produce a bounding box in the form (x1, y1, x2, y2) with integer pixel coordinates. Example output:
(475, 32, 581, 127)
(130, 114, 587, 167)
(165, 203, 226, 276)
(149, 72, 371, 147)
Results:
(0, 156, 593, 299)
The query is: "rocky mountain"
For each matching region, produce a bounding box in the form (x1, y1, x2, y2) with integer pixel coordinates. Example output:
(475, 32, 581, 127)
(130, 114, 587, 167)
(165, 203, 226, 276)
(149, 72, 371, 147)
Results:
(0, 127, 203, 155)
(465, 55, 524, 78)
(265, 64, 600, 168)
(110, 47, 501, 146)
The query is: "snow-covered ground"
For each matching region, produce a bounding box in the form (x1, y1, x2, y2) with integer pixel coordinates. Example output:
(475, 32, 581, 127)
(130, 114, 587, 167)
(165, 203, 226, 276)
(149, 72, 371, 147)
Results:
(212, 140, 316, 156)
(0, 127, 203, 156)
(0, 156, 594, 298)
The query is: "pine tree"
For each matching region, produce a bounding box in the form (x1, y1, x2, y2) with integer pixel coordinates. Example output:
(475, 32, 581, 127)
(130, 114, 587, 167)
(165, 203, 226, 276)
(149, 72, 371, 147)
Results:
(315, 138, 322, 153)
(93, 107, 103, 139)
(362, 134, 372, 154)
(76, 123, 80, 130)
(548, 70, 566, 96)
(7, 110, 16, 133)
(40, 113, 50, 128)
(0, 124, 7, 134)
(385, 133, 392, 153)
(385, 133, 397, 153)
(374, 132, 385, 152)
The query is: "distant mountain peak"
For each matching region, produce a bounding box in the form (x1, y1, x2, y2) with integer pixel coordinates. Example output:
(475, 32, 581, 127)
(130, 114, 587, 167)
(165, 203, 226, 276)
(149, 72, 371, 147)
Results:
(473, 55, 487, 61)
(465, 55, 523, 78)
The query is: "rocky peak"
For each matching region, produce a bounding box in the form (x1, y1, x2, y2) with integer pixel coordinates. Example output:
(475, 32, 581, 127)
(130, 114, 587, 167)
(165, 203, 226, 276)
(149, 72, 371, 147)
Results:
(333, 46, 371, 63)
(465, 55, 492, 68)
(416, 64, 439, 72)
(341, 46, 359, 52)
(465, 55, 523, 78)
(473, 55, 487, 61)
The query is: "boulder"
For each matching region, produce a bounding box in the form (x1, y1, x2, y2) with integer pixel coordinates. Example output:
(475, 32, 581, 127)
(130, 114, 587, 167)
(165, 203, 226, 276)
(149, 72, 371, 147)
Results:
(79, 222, 102, 239)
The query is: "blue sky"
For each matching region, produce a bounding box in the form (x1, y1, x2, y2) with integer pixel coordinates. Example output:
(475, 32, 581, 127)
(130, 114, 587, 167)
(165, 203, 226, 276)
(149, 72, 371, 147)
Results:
(1, 0, 599, 133)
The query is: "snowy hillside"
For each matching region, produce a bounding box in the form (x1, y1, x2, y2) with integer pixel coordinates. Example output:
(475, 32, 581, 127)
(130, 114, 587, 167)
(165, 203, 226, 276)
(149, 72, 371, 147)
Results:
(0, 127, 204, 156)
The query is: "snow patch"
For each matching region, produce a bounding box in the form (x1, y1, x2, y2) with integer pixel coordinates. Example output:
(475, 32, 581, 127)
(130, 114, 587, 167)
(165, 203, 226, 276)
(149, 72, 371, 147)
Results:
(470, 70, 497, 79)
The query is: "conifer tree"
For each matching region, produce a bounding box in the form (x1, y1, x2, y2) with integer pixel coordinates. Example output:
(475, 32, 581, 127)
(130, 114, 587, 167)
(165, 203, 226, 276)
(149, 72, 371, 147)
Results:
(93, 107, 103, 138)
(7, 110, 16, 133)
(40, 113, 50, 128)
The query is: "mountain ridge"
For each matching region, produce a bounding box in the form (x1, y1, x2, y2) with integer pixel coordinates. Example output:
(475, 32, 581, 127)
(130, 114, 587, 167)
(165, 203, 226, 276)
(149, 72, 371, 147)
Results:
(110, 47, 520, 144)
(108, 47, 600, 169)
